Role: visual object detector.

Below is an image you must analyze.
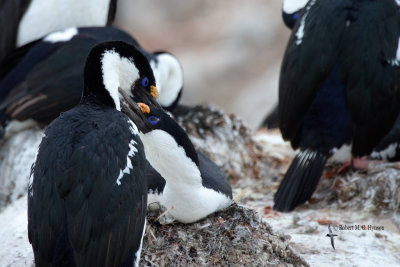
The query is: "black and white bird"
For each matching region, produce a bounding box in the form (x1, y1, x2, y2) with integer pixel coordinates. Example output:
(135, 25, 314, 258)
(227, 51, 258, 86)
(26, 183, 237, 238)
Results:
(0, 0, 117, 64)
(260, 0, 309, 129)
(282, 0, 309, 29)
(274, 0, 400, 212)
(121, 101, 233, 224)
(0, 26, 183, 138)
(28, 41, 158, 266)
(326, 224, 338, 250)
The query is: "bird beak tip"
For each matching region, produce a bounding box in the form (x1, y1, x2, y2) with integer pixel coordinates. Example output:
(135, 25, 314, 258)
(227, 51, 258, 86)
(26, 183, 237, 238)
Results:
(150, 85, 158, 99)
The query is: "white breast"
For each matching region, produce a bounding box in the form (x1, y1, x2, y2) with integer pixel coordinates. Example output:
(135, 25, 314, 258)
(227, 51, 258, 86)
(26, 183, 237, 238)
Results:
(140, 130, 232, 223)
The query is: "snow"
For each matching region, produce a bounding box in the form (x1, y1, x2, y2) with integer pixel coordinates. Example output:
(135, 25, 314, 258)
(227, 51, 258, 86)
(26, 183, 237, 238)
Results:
(0, 195, 34, 267)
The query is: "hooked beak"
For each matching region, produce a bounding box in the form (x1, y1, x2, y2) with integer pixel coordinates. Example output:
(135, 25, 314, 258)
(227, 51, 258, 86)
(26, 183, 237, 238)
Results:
(119, 88, 151, 132)
(132, 84, 162, 109)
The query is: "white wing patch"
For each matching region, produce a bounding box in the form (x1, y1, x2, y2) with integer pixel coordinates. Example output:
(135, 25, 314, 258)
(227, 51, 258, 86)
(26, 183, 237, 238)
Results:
(116, 139, 138, 186)
(388, 37, 400, 66)
(295, 0, 316, 45)
(128, 120, 139, 136)
(28, 172, 34, 197)
(44, 27, 78, 43)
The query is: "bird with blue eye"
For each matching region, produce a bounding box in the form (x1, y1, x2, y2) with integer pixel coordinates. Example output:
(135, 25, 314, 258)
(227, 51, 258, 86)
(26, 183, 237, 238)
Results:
(273, 0, 400, 212)
(28, 40, 161, 267)
(120, 93, 233, 224)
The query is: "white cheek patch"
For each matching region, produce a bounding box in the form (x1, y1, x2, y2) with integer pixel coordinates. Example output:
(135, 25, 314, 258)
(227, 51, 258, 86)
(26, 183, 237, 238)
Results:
(283, 0, 310, 14)
(151, 54, 183, 107)
(101, 50, 140, 111)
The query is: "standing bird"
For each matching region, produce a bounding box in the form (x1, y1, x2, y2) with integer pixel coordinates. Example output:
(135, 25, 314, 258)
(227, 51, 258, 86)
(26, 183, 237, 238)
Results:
(274, 0, 400, 212)
(0, 26, 183, 138)
(0, 0, 117, 64)
(260, 0, 309, 129)
(28, 41, 158, 266)
(121, 98, 233, 223)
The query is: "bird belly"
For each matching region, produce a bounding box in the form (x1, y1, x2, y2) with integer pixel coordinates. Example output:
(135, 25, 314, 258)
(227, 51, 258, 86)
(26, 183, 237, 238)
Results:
(161, 183, 232, 224)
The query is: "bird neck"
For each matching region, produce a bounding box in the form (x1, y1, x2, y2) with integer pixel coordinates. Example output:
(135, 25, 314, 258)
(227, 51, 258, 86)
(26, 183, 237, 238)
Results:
(140, 130, 202, 186)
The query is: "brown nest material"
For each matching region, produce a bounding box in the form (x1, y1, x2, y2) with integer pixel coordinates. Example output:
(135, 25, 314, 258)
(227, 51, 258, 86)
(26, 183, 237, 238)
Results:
(141, 204, 308, 266)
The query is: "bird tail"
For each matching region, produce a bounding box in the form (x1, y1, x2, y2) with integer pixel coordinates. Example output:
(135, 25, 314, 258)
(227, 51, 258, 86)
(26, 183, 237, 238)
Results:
(274, 149, 328, 212)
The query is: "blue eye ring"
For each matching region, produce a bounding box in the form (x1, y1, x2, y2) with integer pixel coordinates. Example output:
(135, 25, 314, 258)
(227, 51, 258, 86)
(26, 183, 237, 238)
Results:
(293, 13, 300, 20)
(141, 77, 149, 87)
(148, 115, 159, 125)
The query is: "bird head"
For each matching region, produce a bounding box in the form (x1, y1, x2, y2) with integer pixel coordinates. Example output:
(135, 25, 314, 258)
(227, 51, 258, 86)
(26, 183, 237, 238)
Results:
(82, 40, 160, 111)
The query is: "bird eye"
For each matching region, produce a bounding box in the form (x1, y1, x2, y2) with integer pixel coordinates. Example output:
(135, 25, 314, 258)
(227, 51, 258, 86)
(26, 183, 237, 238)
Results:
(141, 77, 149, 87)
(148, 116, 159, 125)
(293, 13, 300, 20)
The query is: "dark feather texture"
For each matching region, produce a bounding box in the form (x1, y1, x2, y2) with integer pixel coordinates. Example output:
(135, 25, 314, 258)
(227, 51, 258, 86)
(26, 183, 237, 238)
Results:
(275, 0, 400, 211)
(0, 0, 31, 64)
(274, 149, 327, 212)
(28, 105, 147, 266)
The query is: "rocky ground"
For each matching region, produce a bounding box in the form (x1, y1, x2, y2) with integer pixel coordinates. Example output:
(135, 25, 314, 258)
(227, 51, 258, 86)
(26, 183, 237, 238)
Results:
(1, 105, 399, 266)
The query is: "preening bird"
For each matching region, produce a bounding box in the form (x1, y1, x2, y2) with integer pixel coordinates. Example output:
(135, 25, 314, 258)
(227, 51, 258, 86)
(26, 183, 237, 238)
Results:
(121, 98, 233, 224)
(28, 41, 158, 267)
(0, 26, 183, 138)
(274, 0, 400, 212)
(0, 0, 117, 64)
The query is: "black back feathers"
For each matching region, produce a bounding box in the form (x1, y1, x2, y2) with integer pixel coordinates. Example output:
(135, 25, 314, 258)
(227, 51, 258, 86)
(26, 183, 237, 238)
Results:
(275, 0, 400, 211)
(28, 105, 147, 266)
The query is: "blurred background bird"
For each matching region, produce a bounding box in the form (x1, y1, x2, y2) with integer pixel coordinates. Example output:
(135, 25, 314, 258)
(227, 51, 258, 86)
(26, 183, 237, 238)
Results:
(273, 0, 400, 212)
(0, 0, 288, 134)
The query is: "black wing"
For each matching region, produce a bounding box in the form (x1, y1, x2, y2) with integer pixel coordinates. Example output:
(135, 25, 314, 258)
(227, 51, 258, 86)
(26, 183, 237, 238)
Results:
(0, 0, 31, 64)
(279, 0, 342, 147)
(197, 150, 232, 198)
(279, 0, 400, 155)
(338, 1, 400, 156)
(0, 26, 140, 125)
(28, 107, 147, 266)
(146, 160, 166, 194)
